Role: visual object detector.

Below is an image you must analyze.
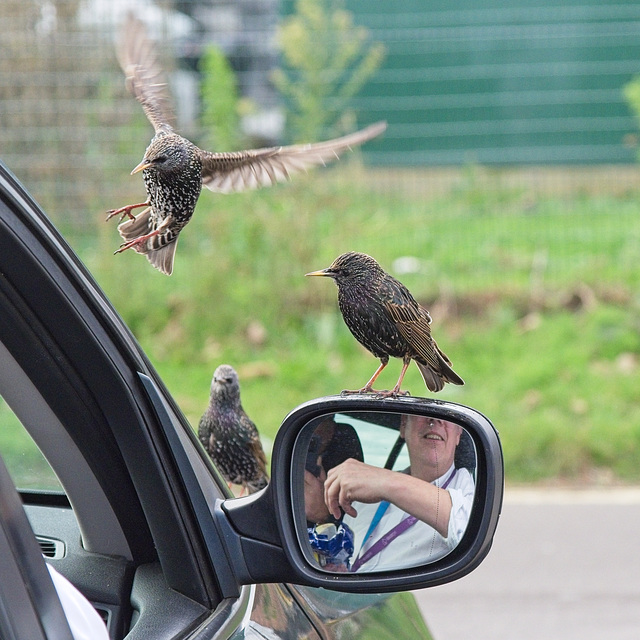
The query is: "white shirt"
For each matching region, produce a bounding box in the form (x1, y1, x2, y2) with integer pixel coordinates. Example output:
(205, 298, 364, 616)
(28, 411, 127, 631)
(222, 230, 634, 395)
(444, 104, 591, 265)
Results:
(345, 464, 475, 572)
(47, 565, 110, 640)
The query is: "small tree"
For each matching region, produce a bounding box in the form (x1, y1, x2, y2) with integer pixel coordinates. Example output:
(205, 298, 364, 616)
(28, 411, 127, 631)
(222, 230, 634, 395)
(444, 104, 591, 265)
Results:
(199, 45, 240, 151)
(272, 0, 385, 142)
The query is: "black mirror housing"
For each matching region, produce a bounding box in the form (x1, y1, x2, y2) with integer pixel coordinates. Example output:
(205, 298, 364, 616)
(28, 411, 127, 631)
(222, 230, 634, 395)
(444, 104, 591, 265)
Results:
(218, 395, 503, 593)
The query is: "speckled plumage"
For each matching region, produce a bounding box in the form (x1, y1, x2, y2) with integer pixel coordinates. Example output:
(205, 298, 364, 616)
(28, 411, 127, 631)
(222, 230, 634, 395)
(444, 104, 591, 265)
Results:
(198, 364, 268, 494)
(108, 15, 387, 275)
(306, 252, 464, 396)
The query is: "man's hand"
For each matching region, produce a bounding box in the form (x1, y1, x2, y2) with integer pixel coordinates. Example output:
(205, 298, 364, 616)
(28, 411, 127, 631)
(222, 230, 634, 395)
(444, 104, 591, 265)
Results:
(324, 459, 394, 519)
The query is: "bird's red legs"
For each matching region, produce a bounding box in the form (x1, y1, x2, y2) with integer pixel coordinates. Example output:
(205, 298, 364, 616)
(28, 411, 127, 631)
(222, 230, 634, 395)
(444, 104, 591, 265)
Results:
(105, 201, 149, 222)
(113, 216, 170, 254)
(224, 481, 248, 497)
(227, 482, 247, 497)
(341, 359, 387, 395)
(113, 231, 158, 254)
(341, 360, 387, 395)
(387, 360, 411, 398)
(341, 358, 411, 398)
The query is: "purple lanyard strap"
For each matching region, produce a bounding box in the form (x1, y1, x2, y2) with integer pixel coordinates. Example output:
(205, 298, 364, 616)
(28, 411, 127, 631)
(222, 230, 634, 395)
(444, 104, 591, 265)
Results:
(350, 467, 456, 572)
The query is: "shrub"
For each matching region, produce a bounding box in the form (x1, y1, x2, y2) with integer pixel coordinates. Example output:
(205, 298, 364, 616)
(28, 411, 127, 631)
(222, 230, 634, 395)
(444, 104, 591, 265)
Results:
(272, 0, 385, 142)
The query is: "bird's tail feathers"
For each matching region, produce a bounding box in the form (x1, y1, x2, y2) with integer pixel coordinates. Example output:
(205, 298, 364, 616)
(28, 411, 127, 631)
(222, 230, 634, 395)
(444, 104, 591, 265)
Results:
(117, 208, 177, 275)
(118, 206, 151, 241)
(416, 353, 464, 393)
(416, 362, 445, 392)
(146, 239, 178, 275)
(434, 343, 464, 386)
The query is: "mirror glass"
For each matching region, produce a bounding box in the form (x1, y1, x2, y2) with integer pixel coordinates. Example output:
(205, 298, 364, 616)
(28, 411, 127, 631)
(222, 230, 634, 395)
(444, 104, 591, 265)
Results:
(298, 411, 477, 573)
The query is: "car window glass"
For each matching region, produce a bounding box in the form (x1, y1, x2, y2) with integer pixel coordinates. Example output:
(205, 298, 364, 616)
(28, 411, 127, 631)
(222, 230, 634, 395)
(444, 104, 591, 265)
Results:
(0, 396, 62, 491)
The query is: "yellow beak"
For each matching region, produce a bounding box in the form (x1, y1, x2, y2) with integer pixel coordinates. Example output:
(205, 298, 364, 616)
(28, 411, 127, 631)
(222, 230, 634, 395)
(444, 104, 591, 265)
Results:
(305, 269, 331, 277)
(131, 159, 152, 175)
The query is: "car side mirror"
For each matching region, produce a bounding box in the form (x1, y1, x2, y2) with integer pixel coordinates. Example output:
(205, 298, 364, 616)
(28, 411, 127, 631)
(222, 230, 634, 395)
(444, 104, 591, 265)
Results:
(217, 395, 503, 593)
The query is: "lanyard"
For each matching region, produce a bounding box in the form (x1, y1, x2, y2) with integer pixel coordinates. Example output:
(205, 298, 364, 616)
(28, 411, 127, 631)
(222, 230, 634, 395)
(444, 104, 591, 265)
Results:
(350, 467, 456, 572)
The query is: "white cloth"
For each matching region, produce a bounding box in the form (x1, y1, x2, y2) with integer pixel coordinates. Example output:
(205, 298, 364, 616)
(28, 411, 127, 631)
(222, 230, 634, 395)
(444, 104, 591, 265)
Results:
(345, 464, 475, 572)
(47, 565, 110, 640)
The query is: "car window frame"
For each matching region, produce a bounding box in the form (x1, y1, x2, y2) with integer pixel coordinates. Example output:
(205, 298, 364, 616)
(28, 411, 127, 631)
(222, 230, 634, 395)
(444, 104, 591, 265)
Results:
(0, 161, 224, 607)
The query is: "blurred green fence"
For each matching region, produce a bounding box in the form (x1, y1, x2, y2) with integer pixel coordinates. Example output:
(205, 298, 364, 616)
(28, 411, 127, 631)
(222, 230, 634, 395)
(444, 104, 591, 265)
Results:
(1, 1, 640, 251)
(314, 0, 640, 165)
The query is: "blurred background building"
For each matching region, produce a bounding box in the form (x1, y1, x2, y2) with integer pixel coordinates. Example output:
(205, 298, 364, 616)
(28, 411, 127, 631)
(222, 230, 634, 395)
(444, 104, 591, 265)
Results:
(2, 0, 640, 222)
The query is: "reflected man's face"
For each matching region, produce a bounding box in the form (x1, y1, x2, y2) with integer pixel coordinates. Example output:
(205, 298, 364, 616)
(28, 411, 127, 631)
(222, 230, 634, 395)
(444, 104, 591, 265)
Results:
(400, 416, 462, 480)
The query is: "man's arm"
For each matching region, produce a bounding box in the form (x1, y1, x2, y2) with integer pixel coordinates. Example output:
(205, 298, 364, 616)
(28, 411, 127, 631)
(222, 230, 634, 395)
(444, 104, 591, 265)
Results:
(324, 459, 452, 538)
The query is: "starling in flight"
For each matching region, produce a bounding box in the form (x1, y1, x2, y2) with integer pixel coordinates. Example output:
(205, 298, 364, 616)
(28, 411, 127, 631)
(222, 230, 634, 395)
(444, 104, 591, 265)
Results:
(306, 252, 464, 396)
(107, 14, 387, 275)
(198, 364, 269, 495)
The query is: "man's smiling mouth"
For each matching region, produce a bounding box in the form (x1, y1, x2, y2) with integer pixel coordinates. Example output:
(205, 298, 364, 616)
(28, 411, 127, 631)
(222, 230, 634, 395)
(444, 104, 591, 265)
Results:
(425, 432, 444, 441)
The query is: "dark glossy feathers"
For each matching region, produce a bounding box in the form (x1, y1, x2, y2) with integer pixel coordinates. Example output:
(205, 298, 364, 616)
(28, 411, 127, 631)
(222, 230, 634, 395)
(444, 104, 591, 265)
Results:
(307, 252, 464, 394)
(198, 364, 268, 494)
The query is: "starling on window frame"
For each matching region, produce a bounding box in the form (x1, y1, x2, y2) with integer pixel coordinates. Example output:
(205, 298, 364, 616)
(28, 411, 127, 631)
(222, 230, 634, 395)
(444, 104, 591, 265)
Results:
(306, 252, 464, 397)
(198, 364, 269, 495)
(107, 14, 387, 275)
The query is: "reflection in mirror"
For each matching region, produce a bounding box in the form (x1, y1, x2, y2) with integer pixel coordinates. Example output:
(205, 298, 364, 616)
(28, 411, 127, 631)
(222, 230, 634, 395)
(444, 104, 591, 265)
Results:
(300, 412, 476, 573)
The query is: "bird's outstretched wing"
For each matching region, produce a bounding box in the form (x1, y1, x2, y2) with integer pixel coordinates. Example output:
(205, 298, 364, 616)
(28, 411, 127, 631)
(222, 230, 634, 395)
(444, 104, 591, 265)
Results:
(199, 121, 387, 194)
(117, 13, 176, 134)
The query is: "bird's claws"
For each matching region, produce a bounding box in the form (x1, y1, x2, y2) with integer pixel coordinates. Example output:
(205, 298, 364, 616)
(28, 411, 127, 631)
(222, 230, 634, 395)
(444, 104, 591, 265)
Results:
(106, 209, 135, 223)
(340, 388, 373, 397)
(114, 238, 145, 254)
(105, 202, 149, 223)
(114, 224, 164, 255)
(339, 387, 410, 398)
(373, 389, 410, 399)
(340, 387, 411, 398)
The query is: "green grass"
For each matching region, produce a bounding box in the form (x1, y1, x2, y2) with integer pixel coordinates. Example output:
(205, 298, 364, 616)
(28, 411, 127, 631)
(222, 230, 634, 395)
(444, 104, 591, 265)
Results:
(45, 166, 640, 483)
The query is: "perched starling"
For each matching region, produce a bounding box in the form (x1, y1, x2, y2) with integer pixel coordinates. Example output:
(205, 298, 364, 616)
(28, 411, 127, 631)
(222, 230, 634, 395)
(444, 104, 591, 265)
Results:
(198, 364, 269, 495)
(108, 14, 387, 275)
(306, 252, 464, 396)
